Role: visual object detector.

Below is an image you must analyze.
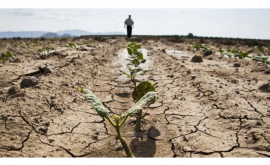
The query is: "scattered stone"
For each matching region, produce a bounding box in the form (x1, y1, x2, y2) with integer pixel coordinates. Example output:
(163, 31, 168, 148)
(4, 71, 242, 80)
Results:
(235, 90, 240, 94)
(8, 86, 19, 95)
(91, 135, 98, 140)
(247, 79, 251, 83)
(44, 121, 50, 127)
(191, 75, 196, 80)
(39, 126, 48, 134)
(207, 57, 213, 60)
(115, 145, 124, 151)
(11, 58, 21, 63)
(20, 76, 39, 88)
(190, 55, 203, 63)
(10, 137, 16, 141)
(267, 96, 270, 100)
(167, 74, 174, 78)
(216, 79, 220, 82)
(203, 50, 214, 56)
(34, 84, 40, 89)
(49, 139, 55, 143)
(219, 85, 222, 88)
(264, 68, 270, 74)
(44, 64, 55, 74)
(96, 84, 100, 86)
(49, 80, 53, 83)
(0, 64, 3, 67)
(258, 83, 270, 93)
(233, 63, 241, 67)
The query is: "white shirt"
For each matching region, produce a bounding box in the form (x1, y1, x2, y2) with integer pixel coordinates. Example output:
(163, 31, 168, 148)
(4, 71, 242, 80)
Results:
(125, 18, 134, 26)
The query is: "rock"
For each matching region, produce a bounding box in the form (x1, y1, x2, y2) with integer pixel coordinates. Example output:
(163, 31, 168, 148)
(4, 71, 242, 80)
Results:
(207, 57, 213, 60)
(233, 63, 241, 67)
(115, 145, 124, 151)
(258, 83, 270, 93)
(49, 139, 55, 143)
(191, 75, 196, 80)
(235, 90, 240, 94)
(20, 76, 39, 88)
(39, 126, 48, 134)
(49, 80, 53, 83)
(8, 86, 19, 95)
(44, 121, 50, 127)
(203, 50, 213, 56)
(91, 135, 98, 140)
(264, 68, 270, 74)
(167, 74, 174, 78)
(34, 84, 40, 89)
(0, 64, 3, 67)
(190, 55, 203, 63)
(44, 64, 55, 74)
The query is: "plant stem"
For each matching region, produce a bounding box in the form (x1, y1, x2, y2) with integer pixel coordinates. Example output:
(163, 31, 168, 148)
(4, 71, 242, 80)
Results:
(115, 125, 134, 157)
(134, 109, 142, 132)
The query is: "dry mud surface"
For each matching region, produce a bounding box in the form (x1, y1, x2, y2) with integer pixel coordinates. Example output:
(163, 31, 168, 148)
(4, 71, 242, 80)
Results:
(0, 38, 270, 157)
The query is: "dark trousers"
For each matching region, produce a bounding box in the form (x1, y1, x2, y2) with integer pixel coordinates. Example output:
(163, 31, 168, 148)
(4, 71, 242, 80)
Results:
(127, 25, 132, 38)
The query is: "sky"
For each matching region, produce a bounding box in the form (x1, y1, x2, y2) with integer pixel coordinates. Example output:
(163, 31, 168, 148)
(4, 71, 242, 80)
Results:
(1, 1, 270, 39)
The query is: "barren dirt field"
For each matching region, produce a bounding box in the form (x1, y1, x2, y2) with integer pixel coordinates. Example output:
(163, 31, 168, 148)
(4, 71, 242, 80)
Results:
(0, 37, 270, 157)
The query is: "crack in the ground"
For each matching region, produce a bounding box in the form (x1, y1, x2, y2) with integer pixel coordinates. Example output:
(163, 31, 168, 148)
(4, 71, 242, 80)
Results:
(47, 122, 81, 136)
(0, 130, 32, 151)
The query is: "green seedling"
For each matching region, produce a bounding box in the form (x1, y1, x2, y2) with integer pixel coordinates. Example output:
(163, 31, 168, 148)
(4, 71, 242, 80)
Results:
(66, 43, 77, 49)
(79, 87, 159, 157)
(132, 81, 156, 132)
(0, 51, 15, 62)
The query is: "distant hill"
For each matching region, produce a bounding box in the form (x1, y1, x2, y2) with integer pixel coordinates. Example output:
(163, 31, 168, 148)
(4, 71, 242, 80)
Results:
(0, 31, 48, 38)
(41, 32, 60, 38)
(0, 29, 125, 38)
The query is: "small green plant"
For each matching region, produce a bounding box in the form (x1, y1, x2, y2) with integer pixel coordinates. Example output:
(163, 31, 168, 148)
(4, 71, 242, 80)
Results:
(66, 43, 77, 49)
(79, 87, 158, 157)
(119, 42, 156, 132)
(0, 51, 15, 62)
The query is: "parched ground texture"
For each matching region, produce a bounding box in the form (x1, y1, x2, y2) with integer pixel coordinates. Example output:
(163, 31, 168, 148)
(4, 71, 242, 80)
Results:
(0, 37, 270, 157)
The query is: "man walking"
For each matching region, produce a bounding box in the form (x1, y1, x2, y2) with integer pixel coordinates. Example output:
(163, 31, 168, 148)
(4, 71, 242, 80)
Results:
(124, 15, 134, 38)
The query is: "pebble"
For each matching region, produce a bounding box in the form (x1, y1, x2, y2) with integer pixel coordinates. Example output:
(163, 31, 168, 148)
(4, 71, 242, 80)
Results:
(49, 80, 53, 83)
(91, 135, 98, 140)
(0, 64, 3, 67)
(20, 76, 39, 88)
(235, 90, 240, 94)
(219, 85, 222, 88)
(191, 75, 196, 80)
(115, 145, 124, 151)
(39, 126, 48, 134)
(96, 84, 99, 86)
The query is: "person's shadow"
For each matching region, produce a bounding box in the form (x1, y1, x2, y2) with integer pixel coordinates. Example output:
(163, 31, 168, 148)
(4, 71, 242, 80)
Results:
(129, 126, 160, 157)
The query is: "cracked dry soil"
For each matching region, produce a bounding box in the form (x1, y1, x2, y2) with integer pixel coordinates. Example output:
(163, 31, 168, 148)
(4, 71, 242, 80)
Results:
(1, 37, 270, 157)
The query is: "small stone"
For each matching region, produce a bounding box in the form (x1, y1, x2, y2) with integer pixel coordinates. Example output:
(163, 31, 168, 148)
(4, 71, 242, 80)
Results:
(235, 90, 240, 94)
(96, 84, 99, 86)
(49, 139, 55, 143)
(216, 79, 220, 82)
(267, 96, 270, 100)
(20, 76, 39, 88)
(34, 84, 40, 89)
(115, 145, 124, 151)
(10, 137, 16, 141)
(50, 95, 55, 99)
(44, 65, 55, 74)
(210, 75, 213, 77)
(39, 126, 48, 134)
(44, 121, 50, 127)
(247, 79, 251, 82)
(210, 90, 214, 94)
(191, 75, 196, 80)
(49, 80, 53, 83)
(0, 64, 3, 67)
(75, 81, 80, 85)
(235, 103, 238, 106)
(234, 63, 241, 67)
(203, 50, 213, 56)
(91, 135, 98, 140)
(219, 85, 222, 88)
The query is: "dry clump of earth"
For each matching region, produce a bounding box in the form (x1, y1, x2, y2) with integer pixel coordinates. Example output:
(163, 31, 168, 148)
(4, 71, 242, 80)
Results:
(0, 37, 270, 158)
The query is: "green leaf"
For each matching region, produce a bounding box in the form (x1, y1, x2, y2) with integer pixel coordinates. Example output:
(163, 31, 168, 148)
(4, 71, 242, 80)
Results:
(82, 88, 109, 118)
(0, 56, 3, 61)
(6, 51, 13, 57)
(121, 91, 159, 119)
(141, 59, 146, 63)
(78, 87, 84, 92)
(132, 81, 156, 103)
(37, 49, 42, 53)
(132, 59, 140, 66)
(127, 47, 133, 55)
(137, 52, 144, 60)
